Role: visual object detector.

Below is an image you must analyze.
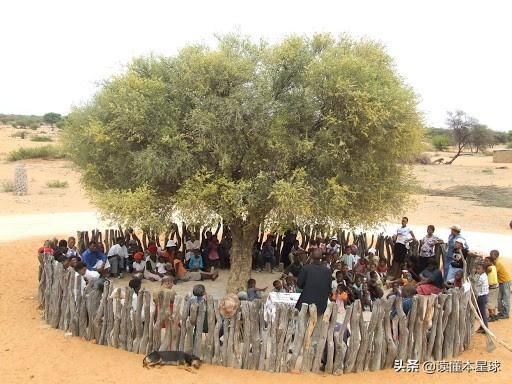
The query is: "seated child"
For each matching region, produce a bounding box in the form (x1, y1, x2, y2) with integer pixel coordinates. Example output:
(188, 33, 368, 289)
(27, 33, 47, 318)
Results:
(272, 279, 286, 293)
(353, 257, 368, 274)
(188, 250, 204, 271)
(377, 258, 388, 278)
(352, 274, 363, 298)
(247, 278, 267, 301)
(284, 275, 297, 293)
(132, 252, 146, 278)
(156, 256, 170, 276)
(332, 270, 345, 293)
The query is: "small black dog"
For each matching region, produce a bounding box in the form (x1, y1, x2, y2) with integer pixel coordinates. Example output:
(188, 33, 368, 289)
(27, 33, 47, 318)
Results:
(143, 351, 202, 371)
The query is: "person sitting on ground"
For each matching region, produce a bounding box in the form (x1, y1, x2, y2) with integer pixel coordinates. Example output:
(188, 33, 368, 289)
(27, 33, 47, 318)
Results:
(326, 236, 341, 256)
(81, 241, 110, 276)
(283, 256, 303, 278)
(185, 233, 201, 263)
(188, 249, 204, 271)
(485, 257, 499, 322)
(475, 262, 490, 333)
(387, 280, 402, 298)
(367, 278, 384, 300)
(57, 240, 68, 257)
(74, 261, 102, 295)
(490, 249, 511, 320)
(401, 284, 417, 315)
(332, 270, 345, 293)
(132, 251, 146, 278)
(376, 258, 388, 278)
(445, 270, 464, 289)
(107, 237, 128, 278)
(360, 281, 373, 311)
(367, 248, 377, 265)
(66, 236, 79, 258)
(144, 247, 162, 281)
(340, 262, 353, 283)
(353, 256, 368, 275)
(416, 258, 444, 295)
(341, 246, 355, 271)
(156, 256, 172, 277)
(352, 274, 363, 298)
(162, 240, 177, 263)
(368, 270, 384, 292)
(284, 275, 297, 293)
(247, 278, 267, 301)
(272, 279, 286, 293)
(39, 240, 54, 255)
(289, 240, 306, 264)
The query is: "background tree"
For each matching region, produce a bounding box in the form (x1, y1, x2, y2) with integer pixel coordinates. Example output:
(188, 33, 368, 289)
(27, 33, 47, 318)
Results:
(469, 123, 493, 153)
(62, 34, 423, 292)
(445, 110, 476, 164)
(43, 112, 62, 127)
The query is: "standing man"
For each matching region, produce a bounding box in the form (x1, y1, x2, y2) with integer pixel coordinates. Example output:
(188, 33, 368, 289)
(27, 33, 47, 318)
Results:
(490, 250, 511, 319)
(445, 225, 467, 280)
(295, 249, 331, 315)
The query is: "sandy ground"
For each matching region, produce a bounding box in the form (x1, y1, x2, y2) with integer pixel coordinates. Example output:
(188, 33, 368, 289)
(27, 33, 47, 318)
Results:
(0, 125, 93, 214)
(1, 237, 512, 384)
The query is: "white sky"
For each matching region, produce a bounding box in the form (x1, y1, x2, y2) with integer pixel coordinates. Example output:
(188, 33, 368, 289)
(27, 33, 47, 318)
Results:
(1, 0, 510, 131)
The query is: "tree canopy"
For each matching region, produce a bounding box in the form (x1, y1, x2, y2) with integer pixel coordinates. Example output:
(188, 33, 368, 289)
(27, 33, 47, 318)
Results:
(63, 34, 423, 290)
(43, 112, 62, 126)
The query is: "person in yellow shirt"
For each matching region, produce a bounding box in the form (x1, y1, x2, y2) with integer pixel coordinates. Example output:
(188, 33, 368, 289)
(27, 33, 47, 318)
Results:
(485, 257, 499, 321)
(490, 250, 511, 319)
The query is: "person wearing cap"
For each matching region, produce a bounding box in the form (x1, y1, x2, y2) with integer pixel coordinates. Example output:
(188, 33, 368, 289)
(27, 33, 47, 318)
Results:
(445, 225, 468, 281)
(163, 239, 177, 263)
(295, 249, 332, 315)
(446, 238, 467, 283)
(326, 236, 341, 256)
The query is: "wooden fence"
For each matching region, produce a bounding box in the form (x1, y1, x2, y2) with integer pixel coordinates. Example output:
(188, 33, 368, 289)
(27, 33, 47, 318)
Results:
(38, 254, 476, 374)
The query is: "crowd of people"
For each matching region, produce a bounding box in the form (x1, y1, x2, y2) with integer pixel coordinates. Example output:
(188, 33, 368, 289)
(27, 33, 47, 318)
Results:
(39, 217, 511, 334)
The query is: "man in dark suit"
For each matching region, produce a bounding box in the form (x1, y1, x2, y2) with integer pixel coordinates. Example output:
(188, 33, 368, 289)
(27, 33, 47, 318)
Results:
(296, 249, 331, 314)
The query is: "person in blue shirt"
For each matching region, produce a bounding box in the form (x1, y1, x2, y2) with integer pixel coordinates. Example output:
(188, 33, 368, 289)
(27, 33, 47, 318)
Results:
(81, 241, 108, 273)
(188, 250, 204, 271)
(445, 225, 468, 280)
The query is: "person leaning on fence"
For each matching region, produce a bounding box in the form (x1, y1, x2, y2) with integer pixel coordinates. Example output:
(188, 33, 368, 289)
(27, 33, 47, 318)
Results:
(416, 258, 444, 295)
(490, 249, 511, 319)
(444, 224, 467, 280)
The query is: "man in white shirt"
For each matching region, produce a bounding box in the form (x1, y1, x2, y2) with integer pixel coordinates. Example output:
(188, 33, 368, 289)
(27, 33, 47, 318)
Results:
(326, 236, 341, 256)
(185, 234, 201, 262)
(107, 237, 128, 278)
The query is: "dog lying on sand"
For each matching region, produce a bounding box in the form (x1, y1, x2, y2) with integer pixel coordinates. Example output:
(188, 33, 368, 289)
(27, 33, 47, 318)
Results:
(143, 351, 202, 372)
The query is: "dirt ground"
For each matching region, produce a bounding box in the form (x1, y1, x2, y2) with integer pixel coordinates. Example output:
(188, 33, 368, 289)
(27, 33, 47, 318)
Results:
(0, 237, 511, 384)
(1, 125, 512, 382)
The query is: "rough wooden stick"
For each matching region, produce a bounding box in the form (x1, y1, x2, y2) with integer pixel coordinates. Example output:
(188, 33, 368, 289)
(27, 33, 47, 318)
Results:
(344, 300, 361, 373)
(312, 302, 333, 373)
(333, 304, 352, 375)
(170, 296, 183, 352)
(301, 304, 317, 373)
(383, 297, 398, 368)
(240, 301, 251, 369)
(289, 303, 308, 371)
(280, 306, 296, 373)
(248, 300, 262, 370)
(194, 301, 206, 358)
(395, 296, 409, 361)
(132, 291, 144, 353)
(160, 290, 173, 352)
(212, 299, 223, 365)
(152, 290, 165, 352)
(111, 288, 122, 349)
(185, 302, 198, 354)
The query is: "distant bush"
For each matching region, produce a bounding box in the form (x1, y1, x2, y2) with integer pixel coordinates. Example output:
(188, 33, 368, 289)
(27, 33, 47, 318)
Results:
(10, 131, 28, 139)
(482, 168, 494, 174)
(432, 135, 450, 151)
(6, 145, 65, 161)
(30, 135, 52, 142)
(507, 142, 512, 149)
(0, 180, 14, 193)
(29, 123, 39, 130)
(415, 153, 432, 165)
(46, 180, 68, 188)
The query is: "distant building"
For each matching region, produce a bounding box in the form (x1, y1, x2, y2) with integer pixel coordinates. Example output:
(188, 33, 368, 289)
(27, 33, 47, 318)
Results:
(493, 149, 512, 163)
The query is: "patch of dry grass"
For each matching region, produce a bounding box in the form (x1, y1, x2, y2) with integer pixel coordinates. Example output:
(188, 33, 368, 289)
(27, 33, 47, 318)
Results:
(418, 185, 512, 208)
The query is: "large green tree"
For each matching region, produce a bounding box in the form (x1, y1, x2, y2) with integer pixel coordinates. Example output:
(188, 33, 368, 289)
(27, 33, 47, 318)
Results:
(63, 34, 422, 291)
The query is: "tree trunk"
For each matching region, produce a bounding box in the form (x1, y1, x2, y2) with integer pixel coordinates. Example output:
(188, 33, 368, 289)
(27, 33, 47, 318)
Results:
(226, 220, 260, 293)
